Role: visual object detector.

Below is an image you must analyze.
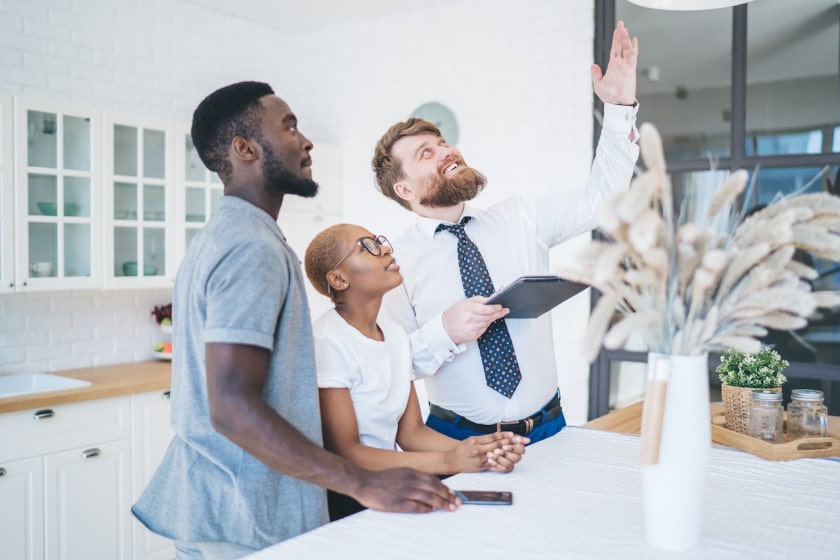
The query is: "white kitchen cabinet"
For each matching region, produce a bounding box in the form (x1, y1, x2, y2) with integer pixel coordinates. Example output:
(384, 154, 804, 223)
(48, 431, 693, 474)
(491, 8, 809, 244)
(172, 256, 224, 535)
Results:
(174, 125, 224, 264)
(44, 439, 132, 560)
(0, 94, 14, 293)
(104, 114, 176, 288)
(0, 456, 44, 560)
(12, 96, 103, 291)
(0, 396, 133, 560)
(131, 389, 175, 560)
(3, 96, 346, 294)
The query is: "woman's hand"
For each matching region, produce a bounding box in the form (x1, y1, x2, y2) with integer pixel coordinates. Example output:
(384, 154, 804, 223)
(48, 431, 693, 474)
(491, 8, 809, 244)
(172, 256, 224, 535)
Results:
(485, 435, 528, 473)
(446, 432, 529, 473)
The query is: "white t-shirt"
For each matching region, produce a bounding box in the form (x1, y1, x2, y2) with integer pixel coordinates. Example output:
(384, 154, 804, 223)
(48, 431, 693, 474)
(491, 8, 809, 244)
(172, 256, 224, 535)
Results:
(313, 308, 412, 451)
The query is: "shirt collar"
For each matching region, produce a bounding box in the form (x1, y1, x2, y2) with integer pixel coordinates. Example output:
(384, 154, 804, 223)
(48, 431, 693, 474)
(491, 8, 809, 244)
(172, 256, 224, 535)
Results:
(415, 204, 479, 240)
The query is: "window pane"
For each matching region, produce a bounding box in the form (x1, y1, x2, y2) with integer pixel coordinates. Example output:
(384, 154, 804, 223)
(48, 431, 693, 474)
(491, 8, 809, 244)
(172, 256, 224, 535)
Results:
(743, 166, 840, 366)
(28, 173, 57, 216)
(184, 134, 205, 182)
(617, 1, 732, 160)
(744, 166, 837, 207)
(185, 187, 205, 222)
(65, 223, 91, 277)
(64, 176, 90, 218)
(144, 227, 164, 276)
(114, 226, 138, 276)
(608, 360, 647, 411)
(27, 111, 57, 168)
(114, 125, 138, 176)
(63, 115, 91, 171)
(746, 0, 839, 156)
(143, 128, 166, 179)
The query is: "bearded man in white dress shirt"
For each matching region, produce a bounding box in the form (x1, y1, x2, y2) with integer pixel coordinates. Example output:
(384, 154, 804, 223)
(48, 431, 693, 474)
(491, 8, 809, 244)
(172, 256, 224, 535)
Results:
(371, 22, 640, 443)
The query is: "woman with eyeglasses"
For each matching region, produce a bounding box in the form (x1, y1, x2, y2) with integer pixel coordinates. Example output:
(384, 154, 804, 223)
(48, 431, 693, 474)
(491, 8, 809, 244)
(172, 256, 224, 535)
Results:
(304, 224, 528, 520)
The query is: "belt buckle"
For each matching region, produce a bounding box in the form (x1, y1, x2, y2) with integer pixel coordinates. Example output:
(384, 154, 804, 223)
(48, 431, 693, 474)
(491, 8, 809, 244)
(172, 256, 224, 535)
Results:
(496, 418, 533, 435)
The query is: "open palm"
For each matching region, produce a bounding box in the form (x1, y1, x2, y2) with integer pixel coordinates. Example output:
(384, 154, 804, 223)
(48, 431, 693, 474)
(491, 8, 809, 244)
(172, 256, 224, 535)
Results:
(591, 21, 639, 106)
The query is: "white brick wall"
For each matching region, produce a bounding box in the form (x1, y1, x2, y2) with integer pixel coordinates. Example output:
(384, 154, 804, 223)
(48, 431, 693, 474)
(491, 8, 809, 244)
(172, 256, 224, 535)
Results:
(0, 0, 598, 422)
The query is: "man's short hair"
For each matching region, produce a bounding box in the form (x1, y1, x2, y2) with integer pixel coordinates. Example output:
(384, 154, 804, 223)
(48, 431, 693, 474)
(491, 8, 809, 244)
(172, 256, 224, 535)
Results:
(190, 81, 274, 182)
(371, 118, 443, 210)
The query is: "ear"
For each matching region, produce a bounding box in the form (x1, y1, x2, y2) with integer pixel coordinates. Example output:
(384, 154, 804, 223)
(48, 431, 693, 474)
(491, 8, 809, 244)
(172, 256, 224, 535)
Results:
(326, 270, 349, 293)
(393, 181, 416, 204)
(231, 136, 258, 162)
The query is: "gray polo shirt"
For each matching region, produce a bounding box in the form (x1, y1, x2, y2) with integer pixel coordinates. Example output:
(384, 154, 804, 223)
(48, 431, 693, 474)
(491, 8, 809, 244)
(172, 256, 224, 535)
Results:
(132, 196, 328, 549)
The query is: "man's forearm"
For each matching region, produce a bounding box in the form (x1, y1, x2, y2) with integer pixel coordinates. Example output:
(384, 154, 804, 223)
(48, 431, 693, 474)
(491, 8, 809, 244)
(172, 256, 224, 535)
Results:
(210, 393, 366, 497)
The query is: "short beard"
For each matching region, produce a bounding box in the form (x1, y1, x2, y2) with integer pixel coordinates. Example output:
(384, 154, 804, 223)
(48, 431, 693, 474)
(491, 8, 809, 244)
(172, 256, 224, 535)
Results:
(418, 166, 487, 208)
(261, 140, 318, 199)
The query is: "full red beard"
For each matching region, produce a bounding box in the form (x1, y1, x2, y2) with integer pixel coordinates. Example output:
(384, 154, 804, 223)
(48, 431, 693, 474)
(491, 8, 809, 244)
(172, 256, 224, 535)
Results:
(418, 165, 488, 208)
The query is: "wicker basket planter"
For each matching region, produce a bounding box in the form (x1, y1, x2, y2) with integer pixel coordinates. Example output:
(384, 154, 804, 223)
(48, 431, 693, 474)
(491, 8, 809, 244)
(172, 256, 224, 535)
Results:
(721, 383, 782, 434)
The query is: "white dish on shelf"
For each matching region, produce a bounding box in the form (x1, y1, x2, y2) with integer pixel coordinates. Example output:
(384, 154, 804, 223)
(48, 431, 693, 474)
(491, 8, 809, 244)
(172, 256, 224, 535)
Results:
(153, 351, 172, 361)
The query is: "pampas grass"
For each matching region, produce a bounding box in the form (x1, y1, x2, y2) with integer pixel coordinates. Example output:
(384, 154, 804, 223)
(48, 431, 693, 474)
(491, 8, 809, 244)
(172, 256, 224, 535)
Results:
(559, 123, 840, 361)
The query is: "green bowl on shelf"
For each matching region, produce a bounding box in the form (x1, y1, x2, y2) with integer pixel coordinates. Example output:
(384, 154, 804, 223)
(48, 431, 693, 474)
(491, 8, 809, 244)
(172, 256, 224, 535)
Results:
(37, 202, 80, 216)
(122, 261, 158, 276)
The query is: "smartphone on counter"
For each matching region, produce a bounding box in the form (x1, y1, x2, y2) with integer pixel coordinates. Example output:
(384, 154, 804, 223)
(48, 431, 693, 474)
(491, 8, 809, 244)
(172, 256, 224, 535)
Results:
(454, 490, 513, 505)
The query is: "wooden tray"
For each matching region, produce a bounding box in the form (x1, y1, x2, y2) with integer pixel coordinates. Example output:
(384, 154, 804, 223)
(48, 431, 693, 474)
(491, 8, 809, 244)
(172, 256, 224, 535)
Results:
(711, 411, 840, 461)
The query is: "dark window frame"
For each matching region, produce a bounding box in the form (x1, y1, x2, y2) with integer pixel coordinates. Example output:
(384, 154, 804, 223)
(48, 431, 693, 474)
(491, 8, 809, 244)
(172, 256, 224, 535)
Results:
(589, 0, 840, 420)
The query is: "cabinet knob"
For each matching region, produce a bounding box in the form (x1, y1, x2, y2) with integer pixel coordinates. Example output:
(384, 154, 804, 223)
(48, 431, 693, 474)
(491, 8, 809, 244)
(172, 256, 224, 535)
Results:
(32, 409, 55, 420)
(0, 467, 6, 477)
(80, 448, 101, 460)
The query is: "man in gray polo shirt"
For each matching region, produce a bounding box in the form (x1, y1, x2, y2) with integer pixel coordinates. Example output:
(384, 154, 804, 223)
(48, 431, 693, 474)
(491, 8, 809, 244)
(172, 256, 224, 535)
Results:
(132, 81, 459, 560)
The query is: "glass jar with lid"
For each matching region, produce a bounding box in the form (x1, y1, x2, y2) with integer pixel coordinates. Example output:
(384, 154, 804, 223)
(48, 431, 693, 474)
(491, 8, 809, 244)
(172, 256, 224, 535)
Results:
(747, 390, 784, 443)
(786, 389, 828, 440)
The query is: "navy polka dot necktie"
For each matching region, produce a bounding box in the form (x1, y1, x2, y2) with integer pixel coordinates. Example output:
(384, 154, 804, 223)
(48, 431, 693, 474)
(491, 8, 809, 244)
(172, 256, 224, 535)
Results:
(436, 217, 521, 398)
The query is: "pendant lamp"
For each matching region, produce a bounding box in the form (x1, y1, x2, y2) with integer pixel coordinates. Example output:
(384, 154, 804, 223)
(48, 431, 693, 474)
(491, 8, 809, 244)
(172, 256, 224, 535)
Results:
(626, 0, 754, 10)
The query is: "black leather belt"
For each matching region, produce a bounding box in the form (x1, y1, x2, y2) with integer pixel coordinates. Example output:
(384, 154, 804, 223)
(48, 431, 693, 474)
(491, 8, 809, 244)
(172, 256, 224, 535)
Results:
(429, 391, 563, 436)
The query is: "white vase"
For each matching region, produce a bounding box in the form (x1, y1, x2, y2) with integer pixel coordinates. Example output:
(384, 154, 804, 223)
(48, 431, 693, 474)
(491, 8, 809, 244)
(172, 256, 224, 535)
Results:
(640, 352, 711, 551)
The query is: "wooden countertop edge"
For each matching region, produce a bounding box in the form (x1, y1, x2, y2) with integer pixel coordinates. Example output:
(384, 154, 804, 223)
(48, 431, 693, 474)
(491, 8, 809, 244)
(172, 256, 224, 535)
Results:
(582, 401, 727, 435)
(0, 360, 172, 413)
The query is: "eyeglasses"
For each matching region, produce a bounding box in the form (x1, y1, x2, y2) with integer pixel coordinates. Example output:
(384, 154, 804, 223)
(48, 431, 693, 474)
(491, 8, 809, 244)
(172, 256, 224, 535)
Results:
(330, 235, 393, 271)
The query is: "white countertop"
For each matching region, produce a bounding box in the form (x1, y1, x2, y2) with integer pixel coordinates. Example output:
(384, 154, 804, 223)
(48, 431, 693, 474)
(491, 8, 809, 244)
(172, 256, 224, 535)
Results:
(244, 427, 840, 560)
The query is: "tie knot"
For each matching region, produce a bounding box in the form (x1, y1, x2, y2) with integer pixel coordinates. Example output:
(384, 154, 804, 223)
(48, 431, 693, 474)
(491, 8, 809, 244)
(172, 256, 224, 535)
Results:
(436, 216, 472, 237)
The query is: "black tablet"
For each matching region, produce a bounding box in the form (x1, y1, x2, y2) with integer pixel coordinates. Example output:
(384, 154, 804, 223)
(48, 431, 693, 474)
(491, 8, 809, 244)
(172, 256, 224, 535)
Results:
(484, 275, 588, 319)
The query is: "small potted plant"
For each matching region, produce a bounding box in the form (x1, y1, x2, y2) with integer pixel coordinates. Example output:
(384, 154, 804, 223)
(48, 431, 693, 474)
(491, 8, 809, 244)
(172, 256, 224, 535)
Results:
(151, 303, 173, 333)
(716, 347, 788, 434)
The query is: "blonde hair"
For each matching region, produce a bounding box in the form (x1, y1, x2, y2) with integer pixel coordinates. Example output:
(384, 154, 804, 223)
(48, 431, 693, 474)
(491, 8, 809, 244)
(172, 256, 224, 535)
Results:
(304, 224, 352, 299)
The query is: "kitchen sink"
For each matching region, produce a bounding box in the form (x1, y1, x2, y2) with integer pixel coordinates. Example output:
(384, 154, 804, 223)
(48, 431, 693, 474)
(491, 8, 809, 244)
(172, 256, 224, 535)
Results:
(0, 373, 92, 399)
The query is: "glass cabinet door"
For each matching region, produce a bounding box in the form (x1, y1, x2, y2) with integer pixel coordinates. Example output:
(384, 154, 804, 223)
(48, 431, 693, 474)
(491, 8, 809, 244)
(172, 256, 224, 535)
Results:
(105, 115, 173, 287)
(13, 99, 101, 290)
(0, 96, 13, 293)
(176, 127, 222, 262)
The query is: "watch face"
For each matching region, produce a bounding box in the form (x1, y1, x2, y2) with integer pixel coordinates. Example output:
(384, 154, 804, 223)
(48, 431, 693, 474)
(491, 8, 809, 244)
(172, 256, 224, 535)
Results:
(410, 101, 460, 145)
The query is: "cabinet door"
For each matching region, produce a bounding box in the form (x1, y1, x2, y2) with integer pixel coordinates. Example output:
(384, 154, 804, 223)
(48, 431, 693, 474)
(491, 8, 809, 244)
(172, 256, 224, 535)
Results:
(104, 113, 175, 288)
(44, 439, 132, 560)
(131, 389, 175, 560)
(0, 456, 44, 560)
(13, 96, 102, 291)
(174, 125, 223, 265)
(1, 95, 14, 293)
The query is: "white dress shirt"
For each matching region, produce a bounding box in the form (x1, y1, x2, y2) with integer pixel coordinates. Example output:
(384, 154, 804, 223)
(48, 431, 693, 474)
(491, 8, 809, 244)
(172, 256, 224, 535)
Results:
(379, 103, 640, 425)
